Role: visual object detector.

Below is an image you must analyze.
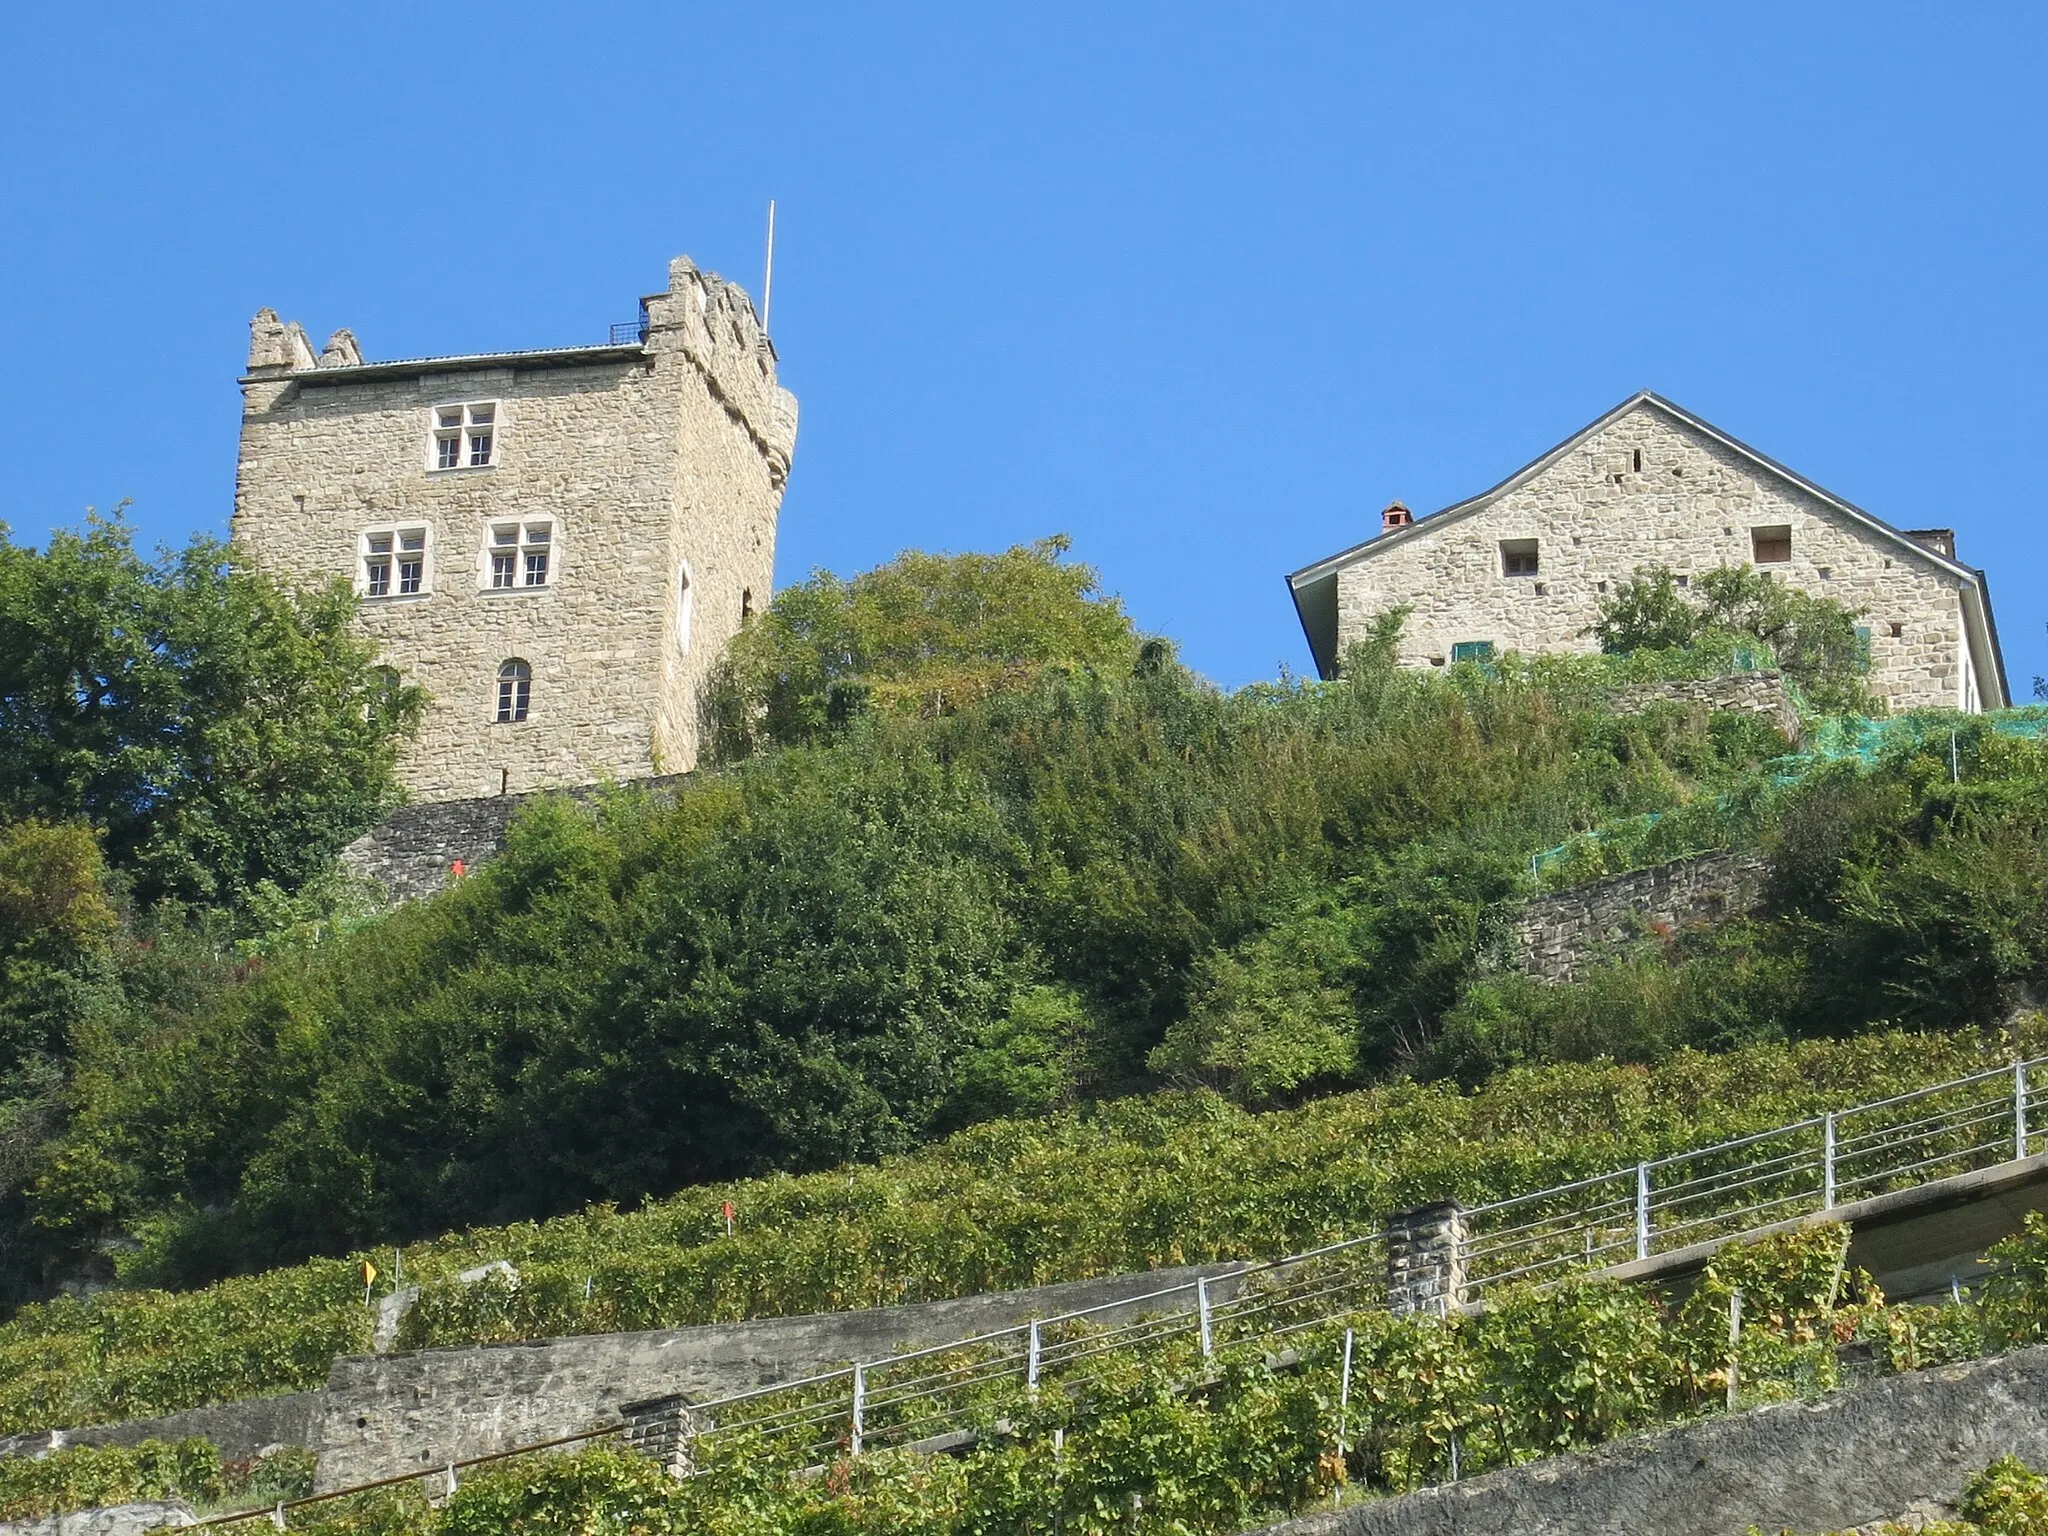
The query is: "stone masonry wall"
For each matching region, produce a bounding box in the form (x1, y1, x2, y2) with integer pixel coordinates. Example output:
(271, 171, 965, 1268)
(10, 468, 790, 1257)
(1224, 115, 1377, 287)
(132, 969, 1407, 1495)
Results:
(308, 1261, 1249, 1491)
(1250, 1345, 2048, 1536)
(340, 775, 687, 903)
(1515, 848, 1769, 983)
(1609, 669, 1802, 741)
(1334, 399, 1987, 712)
(232, 257, 793, 804)
(0, 1390, 321, 1466)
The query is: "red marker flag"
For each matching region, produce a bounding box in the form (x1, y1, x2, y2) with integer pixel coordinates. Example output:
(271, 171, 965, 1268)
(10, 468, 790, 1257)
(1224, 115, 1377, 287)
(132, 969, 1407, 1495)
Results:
(722, 1201, 735, 1236)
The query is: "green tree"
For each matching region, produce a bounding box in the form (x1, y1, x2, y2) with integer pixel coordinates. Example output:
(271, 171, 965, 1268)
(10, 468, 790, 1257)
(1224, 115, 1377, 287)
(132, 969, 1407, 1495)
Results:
(705, 536, 1141, 756)
(1587, 563, 1873, 712)
(0, 512, 424, 909)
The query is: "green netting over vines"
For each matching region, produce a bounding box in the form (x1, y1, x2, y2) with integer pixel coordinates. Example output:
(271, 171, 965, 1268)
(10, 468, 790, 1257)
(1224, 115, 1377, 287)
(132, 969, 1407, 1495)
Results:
(1532, 704, 2048, 883)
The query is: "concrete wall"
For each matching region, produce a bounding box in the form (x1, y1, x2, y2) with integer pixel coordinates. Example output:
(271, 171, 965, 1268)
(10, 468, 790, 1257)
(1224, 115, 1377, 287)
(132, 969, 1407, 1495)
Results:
(233, 257, 794, 803)
(1250, 1345, 2048, 1536)
(1332, 399, 1987, 712)
(1514, 849, 1769, 984)
(308, 1260, 1245, 1491)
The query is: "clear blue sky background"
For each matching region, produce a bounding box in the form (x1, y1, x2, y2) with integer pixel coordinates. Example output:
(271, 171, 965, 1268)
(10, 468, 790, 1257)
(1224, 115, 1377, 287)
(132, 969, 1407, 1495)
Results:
(2, 3, 2041, 693)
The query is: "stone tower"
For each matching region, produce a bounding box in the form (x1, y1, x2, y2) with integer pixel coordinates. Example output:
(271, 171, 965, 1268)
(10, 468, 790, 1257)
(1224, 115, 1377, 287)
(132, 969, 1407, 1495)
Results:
(232, 256, 797, 803)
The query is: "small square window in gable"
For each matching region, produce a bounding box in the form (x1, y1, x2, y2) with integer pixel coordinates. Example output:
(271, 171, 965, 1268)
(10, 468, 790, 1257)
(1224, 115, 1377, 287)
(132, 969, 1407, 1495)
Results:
(1499, 539, 1539, 578)
(1751, 525, 1793, 565)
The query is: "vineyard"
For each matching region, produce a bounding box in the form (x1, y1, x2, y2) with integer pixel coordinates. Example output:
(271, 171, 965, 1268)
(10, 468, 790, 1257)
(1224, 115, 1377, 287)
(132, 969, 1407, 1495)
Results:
(13, 1218, 2048, 1533)
(0, 1025, 2041, 1439)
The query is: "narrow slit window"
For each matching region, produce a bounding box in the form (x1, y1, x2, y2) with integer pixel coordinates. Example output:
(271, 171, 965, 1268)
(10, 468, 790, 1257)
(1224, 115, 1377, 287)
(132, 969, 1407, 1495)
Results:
(397, 530, 426, 595)
(522, 521, 550, 586)
(496, 659, 531, 723)
(1751, 525, 1793, 564)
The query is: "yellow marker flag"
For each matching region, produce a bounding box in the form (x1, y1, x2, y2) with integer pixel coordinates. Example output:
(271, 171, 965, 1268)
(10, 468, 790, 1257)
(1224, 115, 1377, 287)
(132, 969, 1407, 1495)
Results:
(361, 1260, 377, 1287)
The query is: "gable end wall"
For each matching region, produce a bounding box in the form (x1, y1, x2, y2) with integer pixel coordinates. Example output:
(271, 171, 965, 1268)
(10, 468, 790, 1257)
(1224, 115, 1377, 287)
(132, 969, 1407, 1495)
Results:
(1332, 406, 1978, 711)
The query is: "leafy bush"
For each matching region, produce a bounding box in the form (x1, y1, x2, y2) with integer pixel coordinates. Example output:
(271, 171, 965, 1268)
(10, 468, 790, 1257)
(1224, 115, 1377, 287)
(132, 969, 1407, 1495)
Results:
(37, 628, 1814, 1284)
(1588, 563, 1874, 714)
(704, 536, 1140, 758)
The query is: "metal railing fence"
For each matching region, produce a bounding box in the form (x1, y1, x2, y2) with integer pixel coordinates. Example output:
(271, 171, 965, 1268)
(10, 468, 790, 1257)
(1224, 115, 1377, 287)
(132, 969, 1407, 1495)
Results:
(191, 1054, 2046, 1527)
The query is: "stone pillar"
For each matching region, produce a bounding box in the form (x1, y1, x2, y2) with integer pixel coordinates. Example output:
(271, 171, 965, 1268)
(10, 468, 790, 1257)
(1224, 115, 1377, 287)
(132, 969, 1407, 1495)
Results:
(617, 1393, 698, 1479)
(1385, 1200, 1467, 1317)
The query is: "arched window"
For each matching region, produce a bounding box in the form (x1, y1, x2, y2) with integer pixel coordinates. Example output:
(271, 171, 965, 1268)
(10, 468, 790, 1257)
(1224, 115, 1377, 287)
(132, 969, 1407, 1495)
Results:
(364, 666, 401, 721)
(677, 563, 694, 654)
(496, 659, 531, 723)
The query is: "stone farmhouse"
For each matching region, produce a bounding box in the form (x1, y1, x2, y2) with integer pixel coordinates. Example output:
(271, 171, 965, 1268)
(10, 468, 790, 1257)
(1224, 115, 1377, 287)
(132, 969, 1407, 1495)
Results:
(1287, 392, 2008, 713)
(232, 256, 797, 803)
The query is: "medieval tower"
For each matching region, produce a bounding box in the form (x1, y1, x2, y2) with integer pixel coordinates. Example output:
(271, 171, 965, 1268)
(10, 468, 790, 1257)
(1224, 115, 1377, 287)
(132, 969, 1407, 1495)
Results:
(232, 255, 797, 803)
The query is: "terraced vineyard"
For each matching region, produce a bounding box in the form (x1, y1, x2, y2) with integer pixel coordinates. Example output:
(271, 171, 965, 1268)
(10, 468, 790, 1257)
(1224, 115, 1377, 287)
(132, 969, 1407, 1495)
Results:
(2, 1025, 2040, 1438)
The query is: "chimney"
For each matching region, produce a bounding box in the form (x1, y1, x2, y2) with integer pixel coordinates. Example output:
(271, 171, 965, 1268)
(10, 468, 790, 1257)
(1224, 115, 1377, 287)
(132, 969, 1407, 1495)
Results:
(1904, 529, 1957, 561)
(1381, 501, 1414, 534)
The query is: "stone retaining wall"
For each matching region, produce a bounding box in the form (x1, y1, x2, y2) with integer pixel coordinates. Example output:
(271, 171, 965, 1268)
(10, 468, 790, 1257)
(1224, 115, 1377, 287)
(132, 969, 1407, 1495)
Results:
(1249, 1345, 2048, 1536)
(341, 774, 685, 902)
(0, 1391, 321, 1467)
(1515, 848, 1769, 983)
(1610, 669, 1801, 741)
(307, 1259, 1244, 1490)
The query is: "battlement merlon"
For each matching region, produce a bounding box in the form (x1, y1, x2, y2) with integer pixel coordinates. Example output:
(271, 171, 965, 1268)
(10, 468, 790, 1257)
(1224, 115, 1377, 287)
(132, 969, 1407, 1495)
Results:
(238, 256, 797, 483)
(642, 256, 797, 487)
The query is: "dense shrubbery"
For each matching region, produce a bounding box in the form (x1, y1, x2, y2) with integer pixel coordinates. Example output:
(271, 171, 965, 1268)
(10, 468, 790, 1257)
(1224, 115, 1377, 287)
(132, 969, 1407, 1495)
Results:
(9, 534, 2048, 1469)
(0, 512, 421, 1309)
(0, 1026, 2038, 1435)
(30, 595, 1827, 1284)
(1588, 561, 1876, 714)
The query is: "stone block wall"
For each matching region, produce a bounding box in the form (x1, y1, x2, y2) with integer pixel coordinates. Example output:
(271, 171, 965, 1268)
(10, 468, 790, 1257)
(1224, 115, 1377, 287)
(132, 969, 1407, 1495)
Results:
(307, 1259, 1250, 1491)
(1514, 848, 1769, 984)
(1332, 398, 1992, 712)
(0, 1390, 321, 1466)
(341, 775, 686, 903)
(1609, 670, 1801, 742)
(1249, 1345, 2048, 1536)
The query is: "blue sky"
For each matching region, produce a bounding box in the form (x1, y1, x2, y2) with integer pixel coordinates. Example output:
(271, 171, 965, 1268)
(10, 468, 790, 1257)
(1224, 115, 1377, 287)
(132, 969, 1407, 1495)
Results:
(2, 3, 2042, 693)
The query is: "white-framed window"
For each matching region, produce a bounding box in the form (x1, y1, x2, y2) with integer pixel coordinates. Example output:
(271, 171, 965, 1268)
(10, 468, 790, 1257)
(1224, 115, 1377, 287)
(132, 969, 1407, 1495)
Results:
(429, 401, 499, 471)
(496, 659, 531, 723)
(676, 562, 694, 652)
(481, 517, 559, 591)
(359, 524, 431, 599)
